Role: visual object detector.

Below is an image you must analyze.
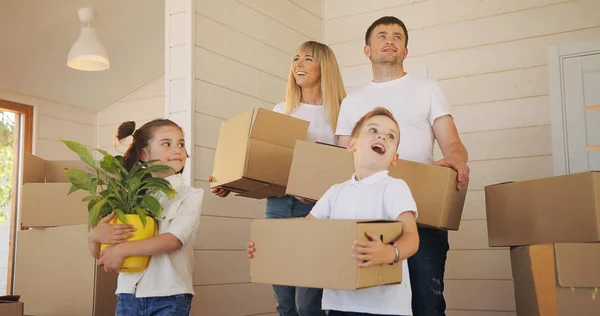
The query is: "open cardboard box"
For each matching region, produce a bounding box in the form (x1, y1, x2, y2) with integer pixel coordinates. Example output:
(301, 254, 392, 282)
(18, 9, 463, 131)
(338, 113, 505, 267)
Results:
(250, 218, 403, 290)
(210, 108, 309, 199)
(285, 141, 467, 230)
(0, 296, 24, 316)
(14, 225, 117, 316)
(511, 243, 600, 315)
(19, 153, 90, 228)
(485, 171, 600, 247)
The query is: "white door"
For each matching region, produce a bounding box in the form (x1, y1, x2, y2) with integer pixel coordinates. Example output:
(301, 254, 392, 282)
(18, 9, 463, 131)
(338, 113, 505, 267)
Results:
(549, 40, 600, 174)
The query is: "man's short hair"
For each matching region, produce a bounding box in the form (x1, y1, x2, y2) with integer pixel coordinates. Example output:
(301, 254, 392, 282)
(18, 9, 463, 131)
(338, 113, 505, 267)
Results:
(365, 16, 409, 47)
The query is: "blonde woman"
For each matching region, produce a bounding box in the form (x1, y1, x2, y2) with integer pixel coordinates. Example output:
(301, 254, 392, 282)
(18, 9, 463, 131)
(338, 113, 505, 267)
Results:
(210, 41, 346, 316)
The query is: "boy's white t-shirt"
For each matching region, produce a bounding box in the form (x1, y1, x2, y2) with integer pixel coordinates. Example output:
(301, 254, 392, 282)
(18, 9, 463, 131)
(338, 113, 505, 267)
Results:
(115, 174, 204, 297)
(273, 102, 335, 145)
(335, 74, 452, 164)
(310, 170, 418, 315)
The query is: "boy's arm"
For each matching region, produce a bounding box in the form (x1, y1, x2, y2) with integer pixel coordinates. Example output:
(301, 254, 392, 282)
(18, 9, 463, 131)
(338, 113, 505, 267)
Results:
(390, 211, 419, 261)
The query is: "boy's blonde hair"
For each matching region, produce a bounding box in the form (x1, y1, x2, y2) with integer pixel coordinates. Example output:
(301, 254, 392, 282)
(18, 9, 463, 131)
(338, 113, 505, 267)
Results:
(284, 41, 346, 132)
(351, 107, 400, 147)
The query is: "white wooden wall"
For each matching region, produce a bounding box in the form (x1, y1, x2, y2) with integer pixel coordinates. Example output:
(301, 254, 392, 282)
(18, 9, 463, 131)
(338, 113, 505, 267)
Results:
(0, 90, 96, 160)
(324, 0, 600, 314)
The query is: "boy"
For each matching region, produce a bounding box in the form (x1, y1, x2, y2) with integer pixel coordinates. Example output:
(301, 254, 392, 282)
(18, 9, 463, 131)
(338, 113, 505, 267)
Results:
(248, 108, 419, 316)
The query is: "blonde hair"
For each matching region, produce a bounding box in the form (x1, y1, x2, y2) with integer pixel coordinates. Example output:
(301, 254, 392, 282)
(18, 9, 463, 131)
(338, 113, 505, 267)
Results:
(284, 41, 346, 132)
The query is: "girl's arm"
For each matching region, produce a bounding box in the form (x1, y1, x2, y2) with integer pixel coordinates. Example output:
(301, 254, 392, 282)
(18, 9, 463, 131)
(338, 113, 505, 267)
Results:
(88, 212, 136, 258)
(113, 233, 182, 257)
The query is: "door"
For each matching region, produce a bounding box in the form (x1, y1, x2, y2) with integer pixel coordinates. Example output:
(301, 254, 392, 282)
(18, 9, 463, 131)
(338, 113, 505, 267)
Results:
(549, 40, 600, 174)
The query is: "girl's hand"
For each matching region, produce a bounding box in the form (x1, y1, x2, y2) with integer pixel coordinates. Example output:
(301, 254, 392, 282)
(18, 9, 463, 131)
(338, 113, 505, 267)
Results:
(89, 212, 136, 245)
(351, 232, 396, 268)
(97, 245, 126, 273)
(295, 196, 315, 205)
(208, 176, 231, 198)
(247, 241, 256, 259)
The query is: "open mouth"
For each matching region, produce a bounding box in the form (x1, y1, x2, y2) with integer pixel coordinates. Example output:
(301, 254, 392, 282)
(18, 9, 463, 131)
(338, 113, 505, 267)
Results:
(371, 143, 386, 155)
(382, 47, 397, 53)
(296, 71, 307, 77)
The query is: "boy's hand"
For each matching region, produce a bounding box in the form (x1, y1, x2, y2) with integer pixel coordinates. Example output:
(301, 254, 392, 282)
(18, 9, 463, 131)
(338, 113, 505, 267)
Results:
(208, 176, 231, 197)
(89, 212, 136, 245)
(97, 245, 126, 273)
(352, 232, 396, 267)
(247, 241, 255, 259)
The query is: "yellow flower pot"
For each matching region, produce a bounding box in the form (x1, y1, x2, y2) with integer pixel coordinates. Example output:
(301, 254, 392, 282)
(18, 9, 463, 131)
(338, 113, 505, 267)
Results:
(100, 214, 156, 273)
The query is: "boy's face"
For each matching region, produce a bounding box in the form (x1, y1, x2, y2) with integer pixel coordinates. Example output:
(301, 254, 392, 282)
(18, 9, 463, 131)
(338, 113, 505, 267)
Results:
(348, 115, 400, 169)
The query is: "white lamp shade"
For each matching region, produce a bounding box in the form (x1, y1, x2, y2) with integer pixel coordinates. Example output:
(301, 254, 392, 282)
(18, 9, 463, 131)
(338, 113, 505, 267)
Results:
(67, 27, 110, 71)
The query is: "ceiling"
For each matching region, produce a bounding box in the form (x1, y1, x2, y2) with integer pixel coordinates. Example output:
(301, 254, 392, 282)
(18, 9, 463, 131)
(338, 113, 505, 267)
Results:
(0, 0, 165, 110)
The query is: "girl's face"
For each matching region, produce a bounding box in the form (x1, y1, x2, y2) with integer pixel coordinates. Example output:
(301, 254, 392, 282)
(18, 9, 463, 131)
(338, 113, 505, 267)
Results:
(140, 125, 187, 177)
(292, 50, 321, 89)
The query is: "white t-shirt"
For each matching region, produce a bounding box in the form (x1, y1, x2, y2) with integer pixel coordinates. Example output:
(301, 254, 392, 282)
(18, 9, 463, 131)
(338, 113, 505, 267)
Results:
(273, 102, 335, 145)
(310, 170, 418, 315)
(116, 174, 204, 297)
(336, 74, 452, 164)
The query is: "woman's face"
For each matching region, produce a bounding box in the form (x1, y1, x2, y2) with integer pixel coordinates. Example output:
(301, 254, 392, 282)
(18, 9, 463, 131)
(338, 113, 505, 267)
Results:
(292, 50, 321, 89)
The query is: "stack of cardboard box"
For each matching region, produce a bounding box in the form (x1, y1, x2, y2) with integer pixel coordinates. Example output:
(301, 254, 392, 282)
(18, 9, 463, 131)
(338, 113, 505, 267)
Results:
(14, 153, 117, 316)
(485, 172, 600, 315)
(210, 108, 468, 290)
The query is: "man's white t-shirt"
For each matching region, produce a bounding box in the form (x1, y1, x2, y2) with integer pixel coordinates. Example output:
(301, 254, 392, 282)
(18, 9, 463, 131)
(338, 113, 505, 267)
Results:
(273, 102, 335, 145)
(310, 170, 418, 315)
(336, 74, 452, 164)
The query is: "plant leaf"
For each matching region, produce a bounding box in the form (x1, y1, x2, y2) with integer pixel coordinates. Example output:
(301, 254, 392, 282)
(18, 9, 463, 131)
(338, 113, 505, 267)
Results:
(95, 148, 111, 157)
(61, 140, 95, 167)
(114, 209, 127, 224)
(135, 207, 147, 227)
(82, 195, 99, 202)
(88, 198, 107, 230)
(67, 184, 79, 195)
(100, 155, 119, 175)
(147, 165, 174, 173)
(65, 168, 95, 192)
(141, 195, 162, 218)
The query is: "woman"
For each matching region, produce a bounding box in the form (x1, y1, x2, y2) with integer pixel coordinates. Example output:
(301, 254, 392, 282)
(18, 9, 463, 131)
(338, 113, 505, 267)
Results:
(210, 41, 346, 316)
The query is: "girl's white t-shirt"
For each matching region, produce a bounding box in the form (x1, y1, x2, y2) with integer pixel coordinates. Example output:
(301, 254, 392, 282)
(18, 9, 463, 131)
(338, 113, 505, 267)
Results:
(273, 102, 335, 145)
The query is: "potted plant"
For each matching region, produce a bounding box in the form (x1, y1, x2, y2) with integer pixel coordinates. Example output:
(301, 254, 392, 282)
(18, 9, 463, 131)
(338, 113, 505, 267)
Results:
(60, 140, 176, 273)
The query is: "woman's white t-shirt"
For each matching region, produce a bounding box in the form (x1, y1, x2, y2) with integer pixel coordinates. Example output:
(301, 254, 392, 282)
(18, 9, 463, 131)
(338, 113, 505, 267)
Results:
(273, 102, 335, 145)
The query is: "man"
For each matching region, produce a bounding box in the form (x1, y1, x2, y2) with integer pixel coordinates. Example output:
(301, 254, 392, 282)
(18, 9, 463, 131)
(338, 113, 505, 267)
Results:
(335, 16, 470, 315)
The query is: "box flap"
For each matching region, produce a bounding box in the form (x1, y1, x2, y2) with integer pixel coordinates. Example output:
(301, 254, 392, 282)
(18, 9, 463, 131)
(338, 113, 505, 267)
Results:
(211, 109, 253, 188)
(45, 160, 91, 183)
(20, 183, 89, 228)
(248, 108, 309, 148)
(22, 153, 46, 184)
(554, 243, 600, 287)
(244, 139, 294, 186)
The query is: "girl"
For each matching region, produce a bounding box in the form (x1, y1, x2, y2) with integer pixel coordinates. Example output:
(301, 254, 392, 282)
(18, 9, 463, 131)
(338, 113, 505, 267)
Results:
(88, 119, 204, 316)
(209, 40, 346, 316)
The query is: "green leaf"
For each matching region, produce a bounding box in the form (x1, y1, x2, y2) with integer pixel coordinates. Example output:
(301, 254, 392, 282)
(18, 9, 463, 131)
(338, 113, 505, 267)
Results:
(100, 155, 118, 175)
(88, 198, 107, 230)
(65, 168, 95, 192)
(147, 164, 174, 173)
(141, 195, 162, 218)
(114, 209, 127, 224)
(61, 140, 95, 167)
(135, 207, 148, 227)
(95, 148, 111, 157)
(67, 184, 79, 195)
(82, 195, 99, 202)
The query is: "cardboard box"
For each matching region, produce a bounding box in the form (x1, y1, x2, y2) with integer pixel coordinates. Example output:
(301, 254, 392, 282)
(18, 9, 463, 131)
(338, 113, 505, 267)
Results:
(0, 296, 24, 316)
(250, 219, 403, 290)
(210, 108, 309, 199)
(485, 171, 600, 247)
(285, 141, 467, 230)
(20, 153, 90, 228)
(510, 243, 600, 316)
(14, 225, 117, 316)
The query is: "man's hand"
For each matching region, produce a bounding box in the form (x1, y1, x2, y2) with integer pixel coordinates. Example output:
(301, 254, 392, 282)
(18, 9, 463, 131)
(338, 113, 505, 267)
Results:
(89, 212, 136, 245)
(352, 232, 396, 267)
(433, 155, 469, 191)
(97, 245, 126, 273)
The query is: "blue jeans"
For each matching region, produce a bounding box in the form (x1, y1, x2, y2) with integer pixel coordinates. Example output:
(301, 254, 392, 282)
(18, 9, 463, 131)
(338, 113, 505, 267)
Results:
(116, 293, 192, 316)
(266, 195, 326, 316)
(407, 227, 450, 316)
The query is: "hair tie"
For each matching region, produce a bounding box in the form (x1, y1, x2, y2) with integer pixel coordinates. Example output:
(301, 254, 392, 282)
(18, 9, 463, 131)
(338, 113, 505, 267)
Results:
(131, 129, 137, 136)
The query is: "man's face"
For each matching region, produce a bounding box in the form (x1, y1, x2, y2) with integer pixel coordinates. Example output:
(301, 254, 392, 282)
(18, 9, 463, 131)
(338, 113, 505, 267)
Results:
(364, 24, 408, 66)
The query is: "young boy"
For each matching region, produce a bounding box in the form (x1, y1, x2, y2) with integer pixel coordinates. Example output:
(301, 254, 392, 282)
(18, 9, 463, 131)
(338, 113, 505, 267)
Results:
(248, 107, 419, 316)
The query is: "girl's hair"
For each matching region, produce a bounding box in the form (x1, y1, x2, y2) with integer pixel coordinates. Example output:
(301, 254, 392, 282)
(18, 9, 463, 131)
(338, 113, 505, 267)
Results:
(115, 118, 184, 171)
(284, 41, 347, 132)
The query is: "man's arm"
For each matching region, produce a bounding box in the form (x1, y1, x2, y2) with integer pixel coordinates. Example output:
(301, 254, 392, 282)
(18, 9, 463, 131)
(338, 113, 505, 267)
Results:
(432, 115, 469, 190)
